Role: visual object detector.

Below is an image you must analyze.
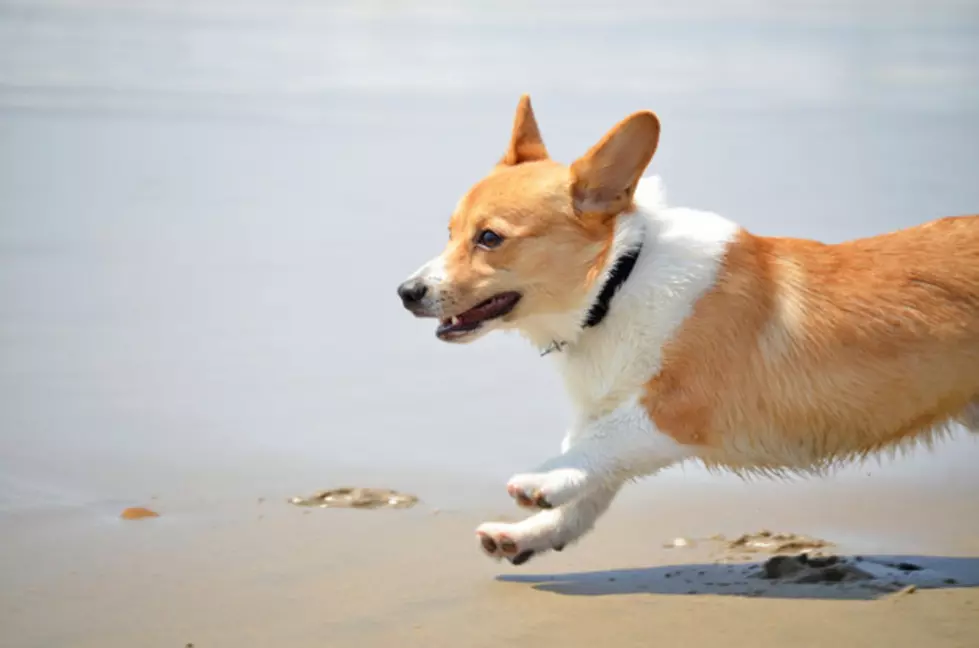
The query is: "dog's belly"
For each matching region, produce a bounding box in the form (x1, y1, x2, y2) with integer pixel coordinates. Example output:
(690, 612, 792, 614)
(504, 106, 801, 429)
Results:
(691, 392, 979, 474)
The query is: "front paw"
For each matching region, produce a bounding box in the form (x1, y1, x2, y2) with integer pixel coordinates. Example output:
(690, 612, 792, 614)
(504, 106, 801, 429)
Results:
(475, 520, 567, 566)
(506, 481, 553, 510)
(506, 469, 586, 510)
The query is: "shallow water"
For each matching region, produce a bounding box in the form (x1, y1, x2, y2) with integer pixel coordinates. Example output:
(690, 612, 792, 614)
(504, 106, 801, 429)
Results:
(1, 0, 978, 513)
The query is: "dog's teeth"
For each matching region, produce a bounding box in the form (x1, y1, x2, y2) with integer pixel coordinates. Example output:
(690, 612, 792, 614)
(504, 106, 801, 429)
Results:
(451, 316, 460, 326)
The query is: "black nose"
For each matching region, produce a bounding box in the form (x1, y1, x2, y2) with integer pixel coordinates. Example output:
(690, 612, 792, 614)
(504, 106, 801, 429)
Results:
(397, 279, 428, 306)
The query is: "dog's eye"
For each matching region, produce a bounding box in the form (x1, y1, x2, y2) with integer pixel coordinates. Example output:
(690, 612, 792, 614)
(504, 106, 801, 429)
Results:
(475, 229, 504, 249)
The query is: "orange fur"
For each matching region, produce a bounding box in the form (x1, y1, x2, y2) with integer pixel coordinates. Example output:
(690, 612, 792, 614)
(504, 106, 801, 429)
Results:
(406, 95, 979, 562)
(644, 218, 979, 474)
(437, 96, 658, 323)
(417, 93, 979, 476)
(442, 160, 615, 320)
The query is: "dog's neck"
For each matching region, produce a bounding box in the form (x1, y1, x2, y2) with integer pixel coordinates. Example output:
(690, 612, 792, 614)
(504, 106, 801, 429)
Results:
(514, 176, 741, 414)
(582, 242, 643, 329)
(518, 204, 650, 354)
(537, 240, 644, 356)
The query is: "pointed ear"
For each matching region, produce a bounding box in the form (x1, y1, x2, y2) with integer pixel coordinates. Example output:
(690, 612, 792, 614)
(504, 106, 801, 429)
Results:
(500, 94, 549, 166)
(570, 111, 660, 216)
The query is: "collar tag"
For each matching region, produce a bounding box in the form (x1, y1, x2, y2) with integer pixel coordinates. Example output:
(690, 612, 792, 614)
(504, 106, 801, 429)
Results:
(539, 340, 568, 357)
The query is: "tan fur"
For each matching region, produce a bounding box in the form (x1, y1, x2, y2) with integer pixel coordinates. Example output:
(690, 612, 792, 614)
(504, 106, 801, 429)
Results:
(438, 94, 979, 477)
(644, 220, 979, 474)
(442, 161, 611, 320)
(412, 96, 979, 562)
(439, 97, 658, 322)
(570, 110, 660, 217)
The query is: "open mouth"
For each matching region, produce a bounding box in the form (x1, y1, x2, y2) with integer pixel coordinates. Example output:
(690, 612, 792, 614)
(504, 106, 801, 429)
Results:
(436, 292, 521, 340)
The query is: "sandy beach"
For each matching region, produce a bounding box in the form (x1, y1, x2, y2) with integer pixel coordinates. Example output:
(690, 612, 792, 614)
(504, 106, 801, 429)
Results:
(2, 1, 979, 646)
(2, 471, 979, 648)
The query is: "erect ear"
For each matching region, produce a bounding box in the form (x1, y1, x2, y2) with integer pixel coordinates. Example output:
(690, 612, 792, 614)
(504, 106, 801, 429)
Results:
(569, 111, 660, 216)
(500, 94, 549, 166)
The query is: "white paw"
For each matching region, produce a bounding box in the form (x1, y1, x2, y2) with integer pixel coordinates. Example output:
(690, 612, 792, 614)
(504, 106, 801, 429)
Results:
(506, 469, 587, 510)
(475, 515, 574, 566)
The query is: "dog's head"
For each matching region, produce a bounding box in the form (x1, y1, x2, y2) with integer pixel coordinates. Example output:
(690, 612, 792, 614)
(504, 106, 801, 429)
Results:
(397, 95, 660, 344)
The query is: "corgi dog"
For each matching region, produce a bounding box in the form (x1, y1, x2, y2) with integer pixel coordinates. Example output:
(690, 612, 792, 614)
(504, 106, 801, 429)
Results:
(397, 95, 979, 566)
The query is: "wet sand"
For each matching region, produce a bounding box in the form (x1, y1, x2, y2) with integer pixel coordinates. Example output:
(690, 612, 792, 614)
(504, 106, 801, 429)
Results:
(2, 477, 977, 648)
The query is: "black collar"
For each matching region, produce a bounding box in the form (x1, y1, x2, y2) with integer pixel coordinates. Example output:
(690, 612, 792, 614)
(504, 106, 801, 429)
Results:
(583, 243, 642, 329)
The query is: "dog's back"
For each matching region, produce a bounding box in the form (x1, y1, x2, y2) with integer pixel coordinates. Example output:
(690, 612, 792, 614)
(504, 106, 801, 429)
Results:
(644, 214, 979, 474)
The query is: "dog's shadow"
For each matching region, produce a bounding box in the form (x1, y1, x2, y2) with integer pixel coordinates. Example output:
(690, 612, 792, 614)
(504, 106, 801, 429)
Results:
(498, 554, 979, 601)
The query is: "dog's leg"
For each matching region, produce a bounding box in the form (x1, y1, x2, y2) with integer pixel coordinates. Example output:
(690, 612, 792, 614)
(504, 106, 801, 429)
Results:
(476, 481, 622, 564)
(473, 398, 694, 564)
(504, 397, 692, 510)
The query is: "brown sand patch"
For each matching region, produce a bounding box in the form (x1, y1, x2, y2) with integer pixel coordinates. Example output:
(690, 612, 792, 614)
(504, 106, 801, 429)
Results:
(120, 507, 160, 520)
(288, 488, 418, 510)
(694, 529, 833, 563)
(726, 529, 832, 555)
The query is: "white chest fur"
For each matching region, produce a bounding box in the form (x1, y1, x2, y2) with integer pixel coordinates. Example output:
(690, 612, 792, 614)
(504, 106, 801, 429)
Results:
(551, 177, 739, 421)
